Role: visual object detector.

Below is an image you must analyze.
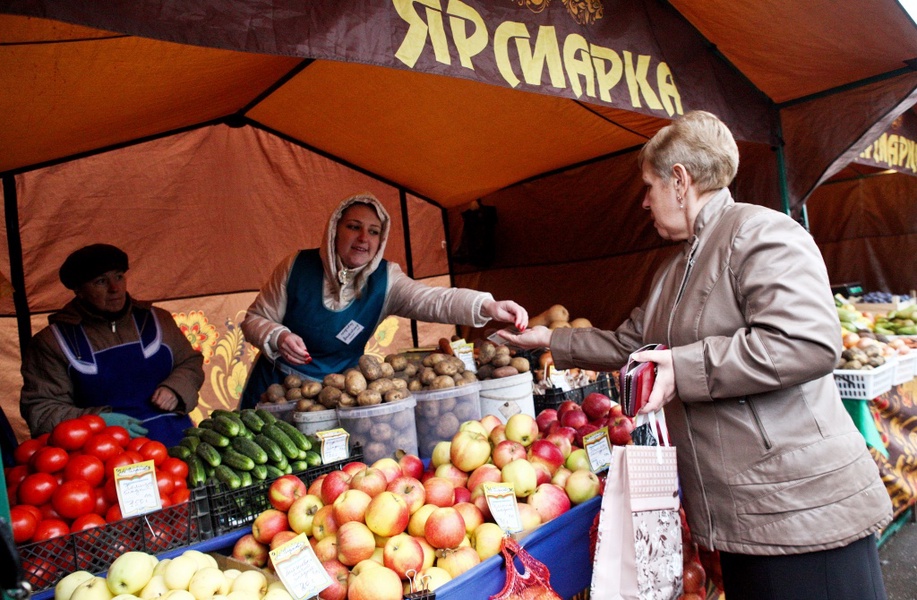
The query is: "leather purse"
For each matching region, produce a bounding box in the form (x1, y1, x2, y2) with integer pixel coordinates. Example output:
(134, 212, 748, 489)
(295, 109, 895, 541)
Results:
(619, 344, 667, 417)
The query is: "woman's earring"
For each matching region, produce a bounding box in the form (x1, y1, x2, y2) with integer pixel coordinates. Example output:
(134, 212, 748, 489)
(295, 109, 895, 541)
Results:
(677, 195, 684, 209)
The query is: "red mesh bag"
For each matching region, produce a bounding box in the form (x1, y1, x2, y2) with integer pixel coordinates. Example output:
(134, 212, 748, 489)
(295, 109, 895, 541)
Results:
(490, 536, 562, 600)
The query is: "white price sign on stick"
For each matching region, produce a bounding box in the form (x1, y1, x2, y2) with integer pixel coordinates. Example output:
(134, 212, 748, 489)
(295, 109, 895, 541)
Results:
(270, 533, 333, 600)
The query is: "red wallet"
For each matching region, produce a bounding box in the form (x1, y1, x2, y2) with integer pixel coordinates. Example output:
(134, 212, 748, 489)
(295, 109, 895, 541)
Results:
(619, 344, 667, 417)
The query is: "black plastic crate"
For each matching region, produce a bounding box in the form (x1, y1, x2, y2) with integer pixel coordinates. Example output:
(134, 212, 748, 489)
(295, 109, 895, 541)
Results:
(195, 444, 363, 537)
(18, 500, 202, 593)
(533, 372, 618, 414)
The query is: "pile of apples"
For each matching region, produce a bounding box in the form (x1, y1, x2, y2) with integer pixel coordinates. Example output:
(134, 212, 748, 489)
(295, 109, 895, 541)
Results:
(53, 549, 291, 600)
(230, 392, 631, 600)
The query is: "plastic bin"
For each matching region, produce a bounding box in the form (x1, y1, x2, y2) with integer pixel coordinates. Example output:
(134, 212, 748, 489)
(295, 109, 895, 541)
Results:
(892, 353, 917, 386)
(834, 361, 895, 399)
(478, 372, 535, 424)
(337, 397, 418, 463)
(413, 383, 482, 458)
(293, 408, 340, 436)
(533, 372, 617, 414)
(255, 399, 297, 423)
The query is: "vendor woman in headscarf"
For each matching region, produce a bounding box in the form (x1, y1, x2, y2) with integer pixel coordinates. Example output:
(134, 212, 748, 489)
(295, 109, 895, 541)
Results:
(20, 244, 205, 447)
(240, 192, 528, 408)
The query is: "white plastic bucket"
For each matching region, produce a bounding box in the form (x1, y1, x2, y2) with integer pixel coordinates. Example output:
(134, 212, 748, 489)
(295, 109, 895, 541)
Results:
(478, 371, 535, 423)
(292, 409, 340, 437)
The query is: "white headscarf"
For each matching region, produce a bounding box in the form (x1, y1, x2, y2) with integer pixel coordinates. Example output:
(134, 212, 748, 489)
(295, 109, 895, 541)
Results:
(319, 192, 391, 303)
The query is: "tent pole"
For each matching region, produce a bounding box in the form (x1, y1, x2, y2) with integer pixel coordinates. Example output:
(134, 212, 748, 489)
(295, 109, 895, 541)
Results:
(2, 174, 31, 358)
(399, 190, 419, 348)
(774, 115, 795, 222)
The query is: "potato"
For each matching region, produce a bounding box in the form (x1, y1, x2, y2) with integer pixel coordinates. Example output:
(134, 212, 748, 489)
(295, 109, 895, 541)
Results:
(283, 374, 303, 390)
(266, 383, 286, 401)
(476, 364, 494, 380)
(384, 389, 408, 403)
(493, 366, 520, 378)
(318, 386, 342, 408)
(295, 399, 315, 411)
(338, 392, 357, 407)
(548, 320, 571, 329)
(369, 378, 395, 394)
(477, 340, 497, 365)
(359, 355, 383, 380)
(390, 378, 408, 390)
(422, 352, 448, 368)
(357, 390, 383, 406)
(434, 360, 458, 376)
(510, 357, 530, 373)
(307, 404, 330, 412)
(300, 381, 323, 399)
(379, 362, 395, 378)
(570, 317, 593, 328)
(344, 370, 368, 396)
(491, 353, 511, 368)
(431, 375, 456, 389)
(408, 379, 424, 392)
(385, 353, 408, 372)
(419, 367, 437, 386)
(323, 373, 346, 390)
(402, 363, 419, 378)
(370, 423, 394, 441)
(285, 387, 303, 401)
(546, 304, 570, 323)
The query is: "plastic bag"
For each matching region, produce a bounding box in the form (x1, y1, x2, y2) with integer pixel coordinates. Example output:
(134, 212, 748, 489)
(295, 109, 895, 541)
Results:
(490, 536, 562, 600)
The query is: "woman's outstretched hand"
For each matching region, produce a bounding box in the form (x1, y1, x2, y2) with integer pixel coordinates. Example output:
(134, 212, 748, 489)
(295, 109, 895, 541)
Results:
(482, 300, 529, 332)
(497, 325, 551, 350)
(277, 331, 312, 365)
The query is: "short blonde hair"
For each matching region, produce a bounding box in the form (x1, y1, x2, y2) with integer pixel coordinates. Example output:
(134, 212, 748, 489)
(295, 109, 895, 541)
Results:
(638, 111, 739, 193)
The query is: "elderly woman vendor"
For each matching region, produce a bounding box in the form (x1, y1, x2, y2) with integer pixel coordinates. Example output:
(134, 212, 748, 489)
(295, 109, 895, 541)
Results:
(20, 244, 204, 447)
(240, 192, 528, 408)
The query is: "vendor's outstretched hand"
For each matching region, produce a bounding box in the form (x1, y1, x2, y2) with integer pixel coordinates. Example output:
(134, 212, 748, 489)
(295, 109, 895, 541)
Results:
(482, 300, 529, 332)
(498, 325, 551, 350)
(277, 331, 312, 365)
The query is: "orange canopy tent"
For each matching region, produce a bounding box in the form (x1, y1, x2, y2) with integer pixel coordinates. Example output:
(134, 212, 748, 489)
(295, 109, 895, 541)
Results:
(2, 0, 917, 440)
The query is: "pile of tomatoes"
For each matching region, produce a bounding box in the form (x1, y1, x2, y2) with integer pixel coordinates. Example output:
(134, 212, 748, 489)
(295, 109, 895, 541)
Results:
(6, 413, 190, 546)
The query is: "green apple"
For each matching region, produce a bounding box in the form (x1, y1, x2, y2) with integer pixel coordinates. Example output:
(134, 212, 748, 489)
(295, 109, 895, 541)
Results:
(107, 552, 156, 596)
(55, 571, 95, 600)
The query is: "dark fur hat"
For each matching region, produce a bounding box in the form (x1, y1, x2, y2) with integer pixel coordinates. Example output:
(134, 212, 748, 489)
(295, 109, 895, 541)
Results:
(59, 244, 129, 290)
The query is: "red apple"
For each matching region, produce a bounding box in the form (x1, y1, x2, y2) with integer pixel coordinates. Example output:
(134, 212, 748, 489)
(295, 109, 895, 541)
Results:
(435, 546, 481, 579)
(560, 408, 589, 431)
(270, 529, 298, 550)
(434, 463, 469, 489)
(467, 463, 502, 493)
(342, 461, 368, 477)
(527, 483, 571, 523)
(564, 469, 601, 504)
(488, 424, 507, 446)
(268, 474, 308, 511)
(504, 414, 539, 447)
(470, 485, 493, 521)
(608, 415, 635, 446)
(370, 458, 403, 484)
(492, 439, 527, 469)
(478, 414, 503, 435)
(231, 533, 269, 567)
(336, 521, 376, 566)
(582, 392, 613, 422)
(314, 534, 339, 563)
(407, 504, 437, 538)
(251, 508, 290, 544)
(423, 506, 466, 549)
(532, 461, 552, 486)
(545, 431, 573, 459)
(453, 502, 484, 535)
(397, 453, 424, 480)
(450, 430, 492, 472)
(535, 408, 558, 434)
(551, 466, 572, 488)
(574, 423, 600, 447)
(556, 400, 581, 422)
(308, 474, 326, 497)
(516, 502, 542, 531)
(312, 504, 339, 541)
(332, 489, 373, 525)
(423, 477, 455, 507)
(348, 564, 403, 600)
(607, 403, 624, 420)
(321, 470, 352, 505)
(386, 475, 426, 514)
(288, 493, 324, 536)
(349, 467, 388, 498)
(364, 491, 410, 537)
(319, 559, 350, 600)
(382, 532, 424, 579)
(453, 485, 471, 505)
(528, 439, 565, 475)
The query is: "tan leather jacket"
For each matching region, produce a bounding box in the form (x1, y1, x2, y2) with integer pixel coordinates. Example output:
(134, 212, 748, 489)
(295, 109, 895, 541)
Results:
(552, 189, 891, 555)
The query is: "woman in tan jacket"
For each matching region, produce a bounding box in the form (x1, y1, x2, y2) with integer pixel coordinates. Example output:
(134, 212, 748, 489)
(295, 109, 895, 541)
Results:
(503, 111, 891, 599)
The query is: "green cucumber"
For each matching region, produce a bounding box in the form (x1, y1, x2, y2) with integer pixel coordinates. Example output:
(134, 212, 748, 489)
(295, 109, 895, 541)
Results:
(251, 464, 268, 480)
(195, 441, 222, 468)
(240, 409, 266, 433)
(197, 418, 216, 430)
(255, 408, 278, 425)
(263, 423, 299, 460)
(200, 429, 231, 448)
(221, 447, 256, 471)
(212, 415, 242, 438)
(183, 427, 205, 437)
(264, 465, 285, 480)
(305, 451, 322, 467)
(179, 436, 201, 451)
(186, 454, 207, 488)
(254, 434, 285, 464)
(289, 460, 310, 473)
(231, 436, 269, 465)
(168, 445, 192, 460)
(214, 465, 242, 490)
(274, 420, 312, 452)
(239, 470, 253, 488)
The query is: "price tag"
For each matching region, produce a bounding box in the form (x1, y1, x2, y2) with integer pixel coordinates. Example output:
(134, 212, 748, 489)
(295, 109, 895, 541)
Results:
(583, 427, 612, 473)
(315, 429, 350, 464)
(548, 366, 572, 392)
(452, 340, 477, 373)
(483, 482, 523, 533)
(270, 533, 332, 600)
(114, 460, 162, 517)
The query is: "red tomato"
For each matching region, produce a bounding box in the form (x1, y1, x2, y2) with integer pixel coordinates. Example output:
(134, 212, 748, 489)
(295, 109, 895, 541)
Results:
(18, 472, 58, 506)
(80, 414, 107, 433)
(139, 441, 168, 466)
(160, 457, 189, 481)
(30, 446, 70, 473)
(126, 437, 151, 453)
(39, 503, 62, 520)
(18, 504, 43, 523)
(104, 425, 130, 447)
(102, 476, 119, 504)
(49, 418, 93, 451)
(171, 488, 191, 504)
(159, 492, 172, 508)
(93, 490, 110, 516)
(83, 433, 122, 462)
(105, 450, 144, 480)
(171, 476, 188, 492)
(5, 465, 30, 488)
(10, 506, 39, 544)
(155, 471, 174, 496)
(63, 454, 105, 487)
(105, 504, 123, 522)
(71, 513, 106, 531)
(52, 479, 96, 520)
(13, 438, 46, 466)
(32, 518, 70, 542)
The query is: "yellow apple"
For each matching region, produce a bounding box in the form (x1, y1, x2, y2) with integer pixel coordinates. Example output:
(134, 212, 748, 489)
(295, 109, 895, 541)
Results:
(55, 571, 95, 600)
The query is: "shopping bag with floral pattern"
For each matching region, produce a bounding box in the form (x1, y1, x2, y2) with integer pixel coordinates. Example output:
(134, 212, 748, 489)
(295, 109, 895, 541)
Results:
(590, 411, 683, 599)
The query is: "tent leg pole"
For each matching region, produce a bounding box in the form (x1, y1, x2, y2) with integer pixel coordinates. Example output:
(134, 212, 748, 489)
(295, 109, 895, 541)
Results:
(2, 174, 31, 358)
(399, 189, 420, 348)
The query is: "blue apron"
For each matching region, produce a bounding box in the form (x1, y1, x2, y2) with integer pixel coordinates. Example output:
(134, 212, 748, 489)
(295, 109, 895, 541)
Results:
(241, 249, 388, 409)
(52, 306, 192, 447)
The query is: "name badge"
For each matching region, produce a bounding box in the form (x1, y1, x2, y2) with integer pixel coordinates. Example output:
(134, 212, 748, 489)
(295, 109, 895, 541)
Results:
(336, 320, 365, 344)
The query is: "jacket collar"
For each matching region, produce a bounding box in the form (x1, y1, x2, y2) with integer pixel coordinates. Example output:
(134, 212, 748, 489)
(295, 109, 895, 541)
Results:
(692, 188, 734, 240)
